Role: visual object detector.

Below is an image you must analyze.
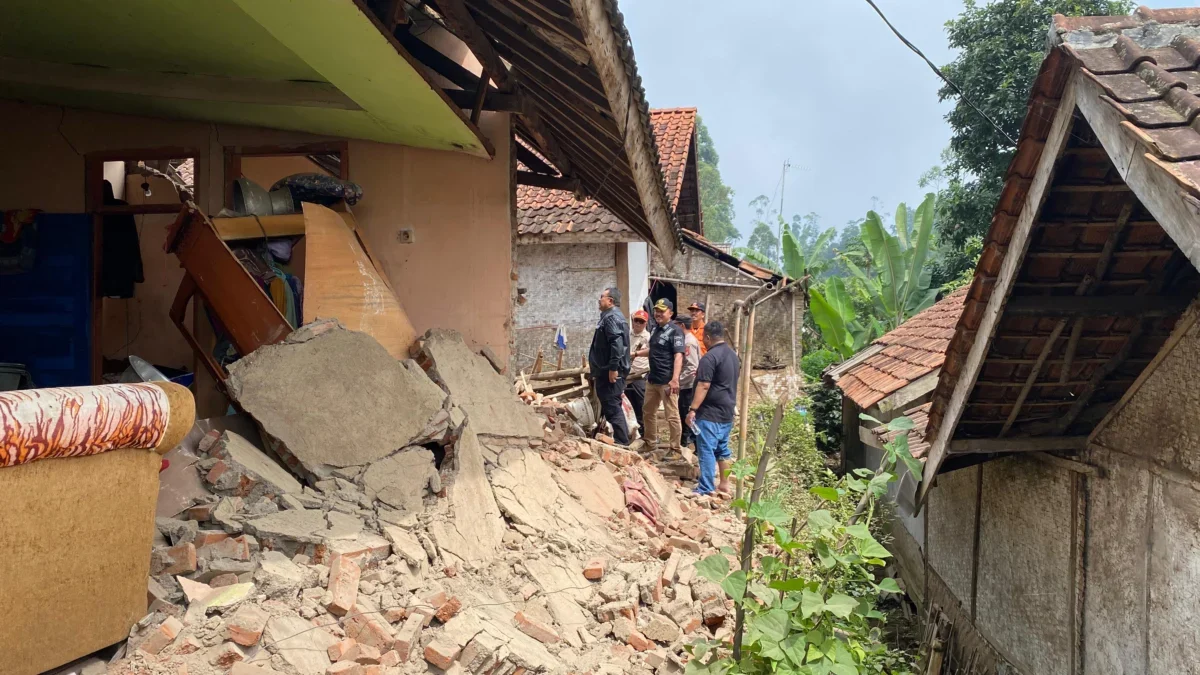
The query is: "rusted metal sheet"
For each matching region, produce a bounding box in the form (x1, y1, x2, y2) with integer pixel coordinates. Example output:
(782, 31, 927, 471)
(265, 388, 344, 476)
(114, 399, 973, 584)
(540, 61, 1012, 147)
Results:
(165, 205, 291, 381)
(0, 383, 169, 467)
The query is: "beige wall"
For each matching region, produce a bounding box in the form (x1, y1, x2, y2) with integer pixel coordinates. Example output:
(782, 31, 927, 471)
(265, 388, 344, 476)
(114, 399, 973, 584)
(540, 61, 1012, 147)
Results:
(0, 100, 513, 372)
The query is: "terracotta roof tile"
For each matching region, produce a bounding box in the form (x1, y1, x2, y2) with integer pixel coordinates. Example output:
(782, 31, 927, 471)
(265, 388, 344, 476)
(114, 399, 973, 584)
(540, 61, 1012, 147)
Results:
(518, 108, 697, 236)
(833, 289, 967, 409)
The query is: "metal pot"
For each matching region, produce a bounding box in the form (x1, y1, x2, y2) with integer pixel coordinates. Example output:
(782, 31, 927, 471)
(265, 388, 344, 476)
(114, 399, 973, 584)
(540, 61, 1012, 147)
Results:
(232, 177, 272, 216)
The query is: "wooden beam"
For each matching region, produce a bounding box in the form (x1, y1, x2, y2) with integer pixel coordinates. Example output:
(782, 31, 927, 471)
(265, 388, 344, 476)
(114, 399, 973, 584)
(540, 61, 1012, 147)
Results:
(1029, 452, 1101, 476)
(516, 108, 573, 176)
(470, 70, 490, 124)
(1051, 183, 1131, 193)
(999, 319, 1068, 436)
(516, 171, 580, 192)
(977, 378, 1136, 388)
(442, 87, 524, 112)
(949, 435, 1089, 454)
(1004, 294, 1191, 317)
(514, 142, 559, 176)
(1074, 72, 1200, 275)
(0, 56, 362, 110)
(919, 74, 1078, 504)
(1059, 319, 1085, 383)
(433, 0, 513, 88)
(393, 28, 480, 90)
(1027, 247, 1174, 259)
(569, 0, 679, 268)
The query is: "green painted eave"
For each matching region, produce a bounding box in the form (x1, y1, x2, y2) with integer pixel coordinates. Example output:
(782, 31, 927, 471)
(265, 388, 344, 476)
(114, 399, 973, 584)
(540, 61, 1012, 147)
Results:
(0, 0, 489, 156)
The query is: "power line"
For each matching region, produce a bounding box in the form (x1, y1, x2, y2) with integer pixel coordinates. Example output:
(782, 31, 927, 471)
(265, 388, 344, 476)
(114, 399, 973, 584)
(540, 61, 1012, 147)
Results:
(861, 0, 1018, 147)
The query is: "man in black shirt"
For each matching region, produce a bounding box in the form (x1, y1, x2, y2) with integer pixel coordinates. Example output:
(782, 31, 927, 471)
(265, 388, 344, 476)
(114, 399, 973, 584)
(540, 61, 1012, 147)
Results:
(642, 298, 685, 453)
(588, 287, 631, 444)
(685, 320, 740, 495)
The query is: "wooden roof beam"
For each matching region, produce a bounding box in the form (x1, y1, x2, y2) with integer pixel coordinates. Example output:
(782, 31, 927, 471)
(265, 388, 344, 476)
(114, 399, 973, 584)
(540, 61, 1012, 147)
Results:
(516, 171, 580, 192)
(441, 87, 523, 113)
(1004, 294, 1191, 317)
(429, 0, 513, 89)
(919, 75, 1079, 504)
(949, 435, 1089, 454)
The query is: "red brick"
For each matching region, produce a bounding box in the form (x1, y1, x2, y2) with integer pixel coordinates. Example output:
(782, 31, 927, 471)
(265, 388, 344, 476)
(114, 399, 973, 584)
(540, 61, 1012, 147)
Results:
(226, 604, 268, 646)
(326, 556, 361, 616)
(361, 667, 382, 675)
(682, 616, 703, 634)
(327, 663, 362, 675)
(423, 639, 461, 670)
(626, 631, 654, 652)
(394, 613, 423, 661)
(513, 611, 560, 645)
(383, 607, 408, 624)
(205, 460, 229, 485)
(209, 642, 246, 668)
(379, 650, 402, 667)
(661, 550, 682, 587)
(435, 597, 463, 623)
(345, 603, 396, 652)
(582, 558, 605, 581)
(193, 530, 229, 547)
(186, 504, 215, 522)
(345, 642, 382, 664)
(209, 573, 240, 588)
(160, 543, 197, 575)
(666, 536, 701, 554)
(199, 535, 251, 561)
(422, 589, 448, 609)
(139, 616, 183, 655)
(328, 638, 357, 662)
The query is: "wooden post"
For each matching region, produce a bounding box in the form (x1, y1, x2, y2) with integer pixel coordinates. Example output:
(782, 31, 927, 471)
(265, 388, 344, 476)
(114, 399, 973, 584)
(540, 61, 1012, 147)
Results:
(789, 286, 798, 372)
(735, 303, 757, 506)
(555, 349, 565, 371)
(732, 302, 744, 355)
(532, 349, 544, 374)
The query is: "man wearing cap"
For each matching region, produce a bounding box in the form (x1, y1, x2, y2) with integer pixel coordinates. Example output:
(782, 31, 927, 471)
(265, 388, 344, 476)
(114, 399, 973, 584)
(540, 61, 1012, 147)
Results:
(642, 298, 685, 453)
(589, 286, 631, 444)
(686, 320, 739, 495)
(687, 302, 709, 355)
(625, 309, 651, 432)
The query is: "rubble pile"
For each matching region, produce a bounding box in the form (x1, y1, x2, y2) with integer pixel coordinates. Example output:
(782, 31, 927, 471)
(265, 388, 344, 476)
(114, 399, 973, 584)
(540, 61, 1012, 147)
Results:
(110, 324, 744, 675)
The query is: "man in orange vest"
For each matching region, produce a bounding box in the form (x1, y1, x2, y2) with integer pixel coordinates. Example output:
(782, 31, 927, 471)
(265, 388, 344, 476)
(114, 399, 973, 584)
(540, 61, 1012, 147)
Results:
(687, 302, 708, 355)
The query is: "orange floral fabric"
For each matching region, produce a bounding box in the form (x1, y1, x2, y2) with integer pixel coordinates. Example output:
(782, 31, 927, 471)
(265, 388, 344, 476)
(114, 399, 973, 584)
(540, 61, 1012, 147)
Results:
(0, 383, 169, 468)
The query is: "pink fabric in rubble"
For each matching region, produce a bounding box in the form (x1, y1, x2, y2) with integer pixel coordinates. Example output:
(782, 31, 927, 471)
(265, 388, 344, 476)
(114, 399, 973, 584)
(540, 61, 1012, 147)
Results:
(623, 477, 660, 526)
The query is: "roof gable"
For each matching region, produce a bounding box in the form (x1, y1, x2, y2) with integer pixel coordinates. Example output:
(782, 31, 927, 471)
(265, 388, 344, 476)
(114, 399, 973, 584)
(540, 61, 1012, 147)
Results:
(921, 7, 1200, 498)
(518, 107, 699, 238)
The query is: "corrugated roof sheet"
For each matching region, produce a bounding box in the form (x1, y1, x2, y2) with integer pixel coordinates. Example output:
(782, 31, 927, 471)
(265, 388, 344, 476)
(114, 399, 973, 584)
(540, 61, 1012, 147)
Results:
(834, 289, 967, 409)
(517, 108, 696, 236)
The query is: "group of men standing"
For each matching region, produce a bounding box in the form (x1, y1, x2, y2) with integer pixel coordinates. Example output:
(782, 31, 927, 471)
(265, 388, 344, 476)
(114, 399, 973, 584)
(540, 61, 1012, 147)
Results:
(588, 287, 739, 496)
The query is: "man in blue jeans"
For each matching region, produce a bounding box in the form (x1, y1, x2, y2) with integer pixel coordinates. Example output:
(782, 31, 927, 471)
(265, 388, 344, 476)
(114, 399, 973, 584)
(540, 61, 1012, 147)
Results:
(684, 321, 739, 495)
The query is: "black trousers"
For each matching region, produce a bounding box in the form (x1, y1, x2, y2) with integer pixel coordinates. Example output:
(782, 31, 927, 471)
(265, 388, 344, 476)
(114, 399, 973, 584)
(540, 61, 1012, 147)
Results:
(596, 375, 631, 445)
(678, 386, 696, 446)
(624, 378, 646, 432)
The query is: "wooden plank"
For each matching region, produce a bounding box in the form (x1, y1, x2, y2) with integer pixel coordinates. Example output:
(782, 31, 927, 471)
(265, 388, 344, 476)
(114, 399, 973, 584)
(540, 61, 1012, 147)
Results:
(948, 436, 1089, 454)
(1004, 294, 1190, 317)
(470, 71, 491, 124)
(1059, 319, 1085, 383)
(442, 87, 524, 112)
(514, 142, 559, 176)
(435, 0, 513, 88)
(213, 214, 307, 241)
(919, 74, 1078, 504)
(976, 378, 1136, 388)
(1028, 452, 1100, 476)
(301, 203, 417, 360)
(568, 0, 679, 268)
(1026, 248, 1174, 259)
(516, 108, 573, 175)
(516, 171, 580, 192)
(1075, 74, 1200, 275)
(393, 28, 480, 90)
(999, 319, 1068, 436)
(1050, 183, 1131, 193)
(0, 56, 362, 110)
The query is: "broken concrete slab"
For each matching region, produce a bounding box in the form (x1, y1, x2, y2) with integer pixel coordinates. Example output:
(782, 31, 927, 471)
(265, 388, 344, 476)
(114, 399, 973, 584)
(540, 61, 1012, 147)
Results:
(522, 556, 592, 643)
(244, 509, 329, 551)
(264, 615, 338, 675)
(207, 430, 303, 499)
(428, 423, 505, 566)
(491, 449, 609, 546)
(382, 525, 428, 567)
(557, 463, 625, 518)
(226, 321, 446, 474)
(254, 551, 309, 599)
(361, 447, 439, 513)
(419, 329, 544, 439)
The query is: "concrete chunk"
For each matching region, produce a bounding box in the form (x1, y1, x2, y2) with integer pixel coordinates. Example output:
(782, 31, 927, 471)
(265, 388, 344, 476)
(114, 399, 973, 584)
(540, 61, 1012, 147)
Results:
(428, 424, 505, 565)
(419, 329, 543, 439)
(226, 322, 446, 474)
(362, 448, 439, 512)
(265, 615, 338, 675)
(209, 430, 304, 498)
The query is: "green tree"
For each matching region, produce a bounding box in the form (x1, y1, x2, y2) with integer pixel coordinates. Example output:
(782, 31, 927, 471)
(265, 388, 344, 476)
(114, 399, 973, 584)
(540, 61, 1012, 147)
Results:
(933, 0, 1134, 280)
(739, 195, 781, 266)
(696, 116, 739, 244)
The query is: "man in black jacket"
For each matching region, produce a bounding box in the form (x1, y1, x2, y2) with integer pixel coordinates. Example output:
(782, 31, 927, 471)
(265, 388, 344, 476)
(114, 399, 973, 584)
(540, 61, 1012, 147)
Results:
(589, 286, 631, 444)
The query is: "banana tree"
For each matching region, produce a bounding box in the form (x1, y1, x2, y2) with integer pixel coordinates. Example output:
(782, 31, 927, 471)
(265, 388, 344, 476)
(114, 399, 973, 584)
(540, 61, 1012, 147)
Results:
(844, 193, 939, 331)
(808, 277, 884, 359)
(781, 223, 835, 282)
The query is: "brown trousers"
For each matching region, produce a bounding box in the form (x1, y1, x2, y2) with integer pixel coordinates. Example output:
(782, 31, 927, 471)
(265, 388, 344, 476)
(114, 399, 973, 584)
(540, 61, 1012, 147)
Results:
(642, 383, 681, 451)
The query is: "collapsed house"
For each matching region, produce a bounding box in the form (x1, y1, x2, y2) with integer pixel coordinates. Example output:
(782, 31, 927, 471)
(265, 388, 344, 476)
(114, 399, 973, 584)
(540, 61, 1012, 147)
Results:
(515, 108, 801, 385)
(839, 8, 1200, 674)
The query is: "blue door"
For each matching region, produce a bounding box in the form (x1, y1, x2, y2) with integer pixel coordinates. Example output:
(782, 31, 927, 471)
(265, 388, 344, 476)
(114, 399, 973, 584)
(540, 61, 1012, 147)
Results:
(0, 213, 93, 387)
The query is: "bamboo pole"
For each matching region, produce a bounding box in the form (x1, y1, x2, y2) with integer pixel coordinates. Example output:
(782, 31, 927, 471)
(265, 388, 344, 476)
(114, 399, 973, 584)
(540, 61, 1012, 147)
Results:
(732, 300, 744, 355)
(734, 303, 757, 506)
(789, 287, 798, 372)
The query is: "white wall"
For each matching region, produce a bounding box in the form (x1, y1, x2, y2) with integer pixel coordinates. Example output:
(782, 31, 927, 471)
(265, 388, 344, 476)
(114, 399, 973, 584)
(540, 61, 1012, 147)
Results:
(627, 241, 649, 313)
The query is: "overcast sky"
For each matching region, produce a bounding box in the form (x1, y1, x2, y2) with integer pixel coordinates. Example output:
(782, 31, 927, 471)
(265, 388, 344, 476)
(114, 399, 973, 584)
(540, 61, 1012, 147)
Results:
(622, 0, 1175, 240)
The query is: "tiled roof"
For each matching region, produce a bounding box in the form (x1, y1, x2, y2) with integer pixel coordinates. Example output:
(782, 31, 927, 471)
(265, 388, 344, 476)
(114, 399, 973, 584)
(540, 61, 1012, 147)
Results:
(870, 402, 932, 460)
(517, 108, 697, 236)
(834, 289, 967, 409)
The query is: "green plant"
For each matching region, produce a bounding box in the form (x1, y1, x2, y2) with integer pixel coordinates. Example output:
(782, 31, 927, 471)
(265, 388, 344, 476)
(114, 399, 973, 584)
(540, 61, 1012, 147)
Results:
(782, 223, 836, 282)
(809, 385, 843, 457)
(801, 350, 838, 383)
(686, 414, 921, 675)
(844, 194, 938, 331)
(807, 277, 881, 359)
